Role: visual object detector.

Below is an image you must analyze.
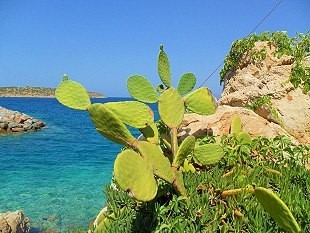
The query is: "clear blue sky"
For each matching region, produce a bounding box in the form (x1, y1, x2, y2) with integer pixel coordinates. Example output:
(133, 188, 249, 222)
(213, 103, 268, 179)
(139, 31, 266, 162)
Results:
(0, 1, 309, 97)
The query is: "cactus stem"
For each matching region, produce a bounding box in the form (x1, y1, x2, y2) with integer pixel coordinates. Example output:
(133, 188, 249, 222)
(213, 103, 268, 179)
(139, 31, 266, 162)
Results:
(170, 128, 178, 159)
(221, 188, 254, 198)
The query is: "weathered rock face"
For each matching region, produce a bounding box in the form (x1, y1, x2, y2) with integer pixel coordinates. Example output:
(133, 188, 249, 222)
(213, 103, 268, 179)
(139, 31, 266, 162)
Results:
(219, 41, 310, 144)
(179, 105, 298, 144)
(0, 211, 30, 233)
(0, 106, 45, 134)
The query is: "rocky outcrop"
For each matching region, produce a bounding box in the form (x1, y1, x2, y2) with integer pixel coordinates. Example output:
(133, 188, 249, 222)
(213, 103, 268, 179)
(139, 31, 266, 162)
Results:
(0, 106, 45, 133)
(0, 210, 30, 233)
(179, 105, 298, 144)
(219, 41, 310, 144)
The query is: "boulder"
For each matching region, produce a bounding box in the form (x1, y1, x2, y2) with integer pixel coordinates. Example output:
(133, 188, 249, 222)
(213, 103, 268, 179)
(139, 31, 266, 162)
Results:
(0, 210, 30, 233)
(219, 41, 310, 144)
(179, 105, 298, 144)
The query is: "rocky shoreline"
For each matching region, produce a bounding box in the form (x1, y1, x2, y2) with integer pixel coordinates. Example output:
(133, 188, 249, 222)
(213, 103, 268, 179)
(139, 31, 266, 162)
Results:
(0, 106, 45, 133)
(0, 210, 30, 233)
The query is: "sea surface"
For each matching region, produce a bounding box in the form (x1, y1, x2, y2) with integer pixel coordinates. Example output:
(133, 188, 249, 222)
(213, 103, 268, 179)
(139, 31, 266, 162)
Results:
(0, 97, 152, 232)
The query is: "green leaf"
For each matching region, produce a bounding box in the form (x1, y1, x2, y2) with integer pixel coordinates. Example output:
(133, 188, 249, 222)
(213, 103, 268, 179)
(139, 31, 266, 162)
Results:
(255, 187, 301, 233)
(127, 75, 158, 103)
(158, 46, 171, 88)
(88, 103, 135, 146)
(55, 76, 91, 110)
(177, 73, 196, 96)
(105, 101, 154, 128)
(184, 87, 216, 115)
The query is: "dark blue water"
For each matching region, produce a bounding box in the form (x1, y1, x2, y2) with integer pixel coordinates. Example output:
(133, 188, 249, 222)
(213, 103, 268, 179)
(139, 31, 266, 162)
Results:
(0, 97, 147, 231)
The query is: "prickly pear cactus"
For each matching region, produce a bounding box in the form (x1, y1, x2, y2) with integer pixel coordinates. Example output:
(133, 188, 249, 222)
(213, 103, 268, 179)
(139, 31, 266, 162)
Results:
(236, 131, 252, 144)
(173, 135, 195, 167)
(158, 45, 171, 88)
(137, 141, 174, 183)
(181, 159, 195, 173)
(255, 187, 301, 233)
(194, 143, 224, 165)
(139, 122, 159, 144)
(88, 103, 135, 146)
(177, 73, 196, 96)
(158, 87, 184, 128)
(55, 74, 91, 110)
(127, 75, 158, 103)
(231, 115, 242, 134)
(184, 87, 217, 115)
(114, 149, 158, 201)
(105, 101, 154, 128)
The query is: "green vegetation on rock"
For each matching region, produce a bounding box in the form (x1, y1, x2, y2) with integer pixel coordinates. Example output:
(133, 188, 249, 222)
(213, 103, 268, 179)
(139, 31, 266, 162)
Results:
(220, 31, 310, 93)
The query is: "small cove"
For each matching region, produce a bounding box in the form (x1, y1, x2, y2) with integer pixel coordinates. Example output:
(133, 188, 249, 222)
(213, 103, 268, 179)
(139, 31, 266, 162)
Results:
(0, 97, 147, 231)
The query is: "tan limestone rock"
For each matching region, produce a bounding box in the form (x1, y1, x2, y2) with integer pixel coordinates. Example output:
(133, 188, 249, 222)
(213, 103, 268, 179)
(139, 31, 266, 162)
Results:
(179, 105, 298, 144)
(219, 41, 310, 144)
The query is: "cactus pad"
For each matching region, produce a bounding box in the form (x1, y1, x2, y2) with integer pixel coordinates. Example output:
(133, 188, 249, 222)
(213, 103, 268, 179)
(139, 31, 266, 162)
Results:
(158, 46, 171, 88)
(137, 141, 174, 183)
(55, 76, 91, 110)
(127, 75, 158, 103)
(105, 101, 154, 128)
(231, 115, 242, 134)
(158, 87, 184, 128)
(173, 135, 195, 167)
(88, 103, 135, 146)
(194, 143, 224, 165)
(139, 122, 159, 144)
(182, 159, 195, 173)
(184, 87, 216, 115)
(236, 131, 252, 144)
(255, 187, 301, 233)
(114, 149, 158, 201)
(177, 73, 196, 96)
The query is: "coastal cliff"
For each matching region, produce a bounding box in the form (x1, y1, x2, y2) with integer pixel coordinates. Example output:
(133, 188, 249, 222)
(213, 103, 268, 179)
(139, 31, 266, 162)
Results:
(0, 86, 104, 98)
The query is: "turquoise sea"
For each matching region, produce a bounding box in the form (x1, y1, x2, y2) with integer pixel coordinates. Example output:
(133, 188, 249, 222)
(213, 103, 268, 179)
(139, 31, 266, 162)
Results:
(0, 97, 148, 232)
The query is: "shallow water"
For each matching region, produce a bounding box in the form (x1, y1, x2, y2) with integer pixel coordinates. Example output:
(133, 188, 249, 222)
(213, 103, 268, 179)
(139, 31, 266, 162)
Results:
(0, 97, 146, 231)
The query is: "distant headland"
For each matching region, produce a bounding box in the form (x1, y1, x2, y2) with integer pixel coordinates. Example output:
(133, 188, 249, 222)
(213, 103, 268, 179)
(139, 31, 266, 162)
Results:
(0, 86, 105, 98)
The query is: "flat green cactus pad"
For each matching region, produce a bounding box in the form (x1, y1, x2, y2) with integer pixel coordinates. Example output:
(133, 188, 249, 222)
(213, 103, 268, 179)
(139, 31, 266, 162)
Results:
(127, 75, 158, 103)
(158, 87, 184, 128)
(137, 141, 174, 184)
(139, 122, 159, 144)
(114, 149, 158, 202)
(55, 77, 91, 110)
(194, 143, 224, 165)
(158, 46, 171, 88)
(105, 101, 154, 128)
(173, 135, 195, 167)
(231, 115, 242, 134)
(177, 73, 196, 96)
(182, 159, 195, 173)
(88, 103, 135, 146)
(255, 187, 301, 233)
(184, 87, 216, 115)
(236, 131, 252, 144)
